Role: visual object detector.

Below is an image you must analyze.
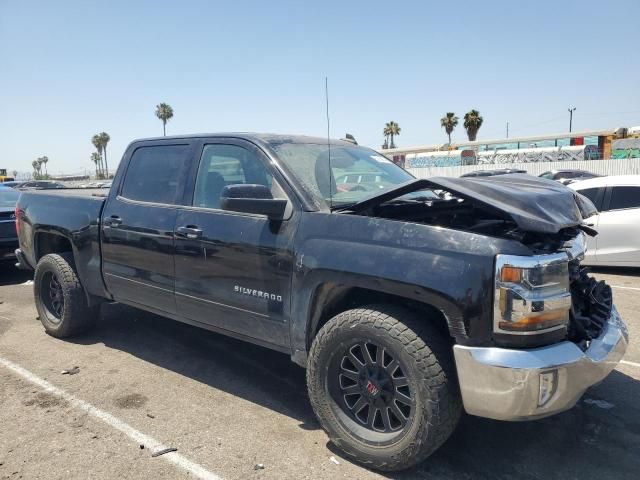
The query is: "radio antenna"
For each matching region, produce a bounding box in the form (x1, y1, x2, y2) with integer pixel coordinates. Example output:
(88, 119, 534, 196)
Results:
(325, 76, 333, 210)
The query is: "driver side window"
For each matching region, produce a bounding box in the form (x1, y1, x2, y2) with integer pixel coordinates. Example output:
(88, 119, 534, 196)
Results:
(193, 144, 282, 209)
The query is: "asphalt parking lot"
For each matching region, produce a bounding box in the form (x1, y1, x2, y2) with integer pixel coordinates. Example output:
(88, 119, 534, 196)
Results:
(1, 265, 639, 480)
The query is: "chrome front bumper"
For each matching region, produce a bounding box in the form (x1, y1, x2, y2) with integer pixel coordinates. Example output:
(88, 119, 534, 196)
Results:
(453, 307, 628, 421)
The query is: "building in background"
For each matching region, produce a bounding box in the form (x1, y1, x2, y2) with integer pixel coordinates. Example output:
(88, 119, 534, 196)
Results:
(383, 127, 640, 169)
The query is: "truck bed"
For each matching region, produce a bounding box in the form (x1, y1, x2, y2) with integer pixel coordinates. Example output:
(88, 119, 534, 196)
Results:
(16, 188, 108, 297)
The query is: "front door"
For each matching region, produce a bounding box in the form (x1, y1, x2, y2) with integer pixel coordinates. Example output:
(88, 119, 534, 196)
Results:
(102, 142, 193, 314)
(173, 140, 296, 348)
(595, 185, 640, 265)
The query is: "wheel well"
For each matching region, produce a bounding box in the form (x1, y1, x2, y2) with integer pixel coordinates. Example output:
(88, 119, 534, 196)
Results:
(35, 233, 73, 261)
(307, 284, 452, 350)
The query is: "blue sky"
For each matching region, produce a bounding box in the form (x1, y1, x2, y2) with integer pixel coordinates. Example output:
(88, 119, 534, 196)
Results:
(1, 0, 639, 176)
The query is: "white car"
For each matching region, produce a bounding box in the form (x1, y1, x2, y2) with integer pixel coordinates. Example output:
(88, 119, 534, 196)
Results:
(569, 175, 640, 267)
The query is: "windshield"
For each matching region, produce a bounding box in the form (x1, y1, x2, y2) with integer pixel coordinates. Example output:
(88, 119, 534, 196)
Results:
(0, 188, 20, 208)
(270, 142, 417, 208)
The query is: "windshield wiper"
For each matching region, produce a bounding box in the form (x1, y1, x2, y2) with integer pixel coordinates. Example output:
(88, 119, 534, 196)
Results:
(331, 202, 356, 211)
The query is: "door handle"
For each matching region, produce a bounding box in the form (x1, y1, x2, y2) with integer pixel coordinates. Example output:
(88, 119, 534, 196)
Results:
(104, 215, 122, 227)
(176, 225, 203, 239)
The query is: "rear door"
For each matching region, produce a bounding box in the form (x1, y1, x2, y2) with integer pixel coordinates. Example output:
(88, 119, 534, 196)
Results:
(101, 141, 194, 314)
(173, 139, 297, 348)
(594, 185, 640, 265)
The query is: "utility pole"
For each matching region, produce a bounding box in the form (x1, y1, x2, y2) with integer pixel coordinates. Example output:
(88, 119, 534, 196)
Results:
(506, 122, 509, 139)
(568, 106, 576, 132)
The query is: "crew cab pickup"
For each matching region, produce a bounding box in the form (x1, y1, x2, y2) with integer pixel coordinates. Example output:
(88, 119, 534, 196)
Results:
(15, 134, 628, 471)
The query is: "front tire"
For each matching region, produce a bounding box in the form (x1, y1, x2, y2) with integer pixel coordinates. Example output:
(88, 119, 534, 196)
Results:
(307, 305, 461, 471)
(34, 253, 98, 338)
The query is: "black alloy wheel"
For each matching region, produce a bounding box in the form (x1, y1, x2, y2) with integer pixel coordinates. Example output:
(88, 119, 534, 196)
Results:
(34, 253, 98, 338)
(307, 305, 462, 471)
(41, 271, 64, 323)
(330, 341, 413, 435)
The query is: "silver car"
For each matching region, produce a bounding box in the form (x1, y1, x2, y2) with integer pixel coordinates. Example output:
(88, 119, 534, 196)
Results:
(570, 175, 640, 266)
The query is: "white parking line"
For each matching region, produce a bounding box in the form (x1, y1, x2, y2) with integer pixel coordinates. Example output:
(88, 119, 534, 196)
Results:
(610, 285, 640, 291)
(0, 356, 222, 480)
(621, 360, 640, 369)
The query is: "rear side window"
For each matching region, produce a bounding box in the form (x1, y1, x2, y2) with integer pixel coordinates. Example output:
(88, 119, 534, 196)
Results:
(607, 186, 640, 211)
(560, 172, 580, 179)
(576, 187, 603, 210)
(121, 145, 189, 204)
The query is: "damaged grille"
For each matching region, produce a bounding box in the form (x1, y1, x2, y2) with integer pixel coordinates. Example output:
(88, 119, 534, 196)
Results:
(568, 261, 612, 350)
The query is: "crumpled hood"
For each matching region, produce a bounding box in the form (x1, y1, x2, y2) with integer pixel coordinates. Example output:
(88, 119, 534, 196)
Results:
(344, 174, 597, 234)
(427, 175, 597, 233)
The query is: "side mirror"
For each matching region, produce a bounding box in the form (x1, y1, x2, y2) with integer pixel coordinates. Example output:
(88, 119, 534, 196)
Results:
(220, 184, 288, 220)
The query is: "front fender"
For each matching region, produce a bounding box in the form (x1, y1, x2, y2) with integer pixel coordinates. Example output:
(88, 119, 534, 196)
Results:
(290, 267, 465, 353)
(289, 212, 532, 364)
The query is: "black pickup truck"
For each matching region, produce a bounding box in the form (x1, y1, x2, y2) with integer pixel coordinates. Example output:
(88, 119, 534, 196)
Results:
(15, 134, 628, 471)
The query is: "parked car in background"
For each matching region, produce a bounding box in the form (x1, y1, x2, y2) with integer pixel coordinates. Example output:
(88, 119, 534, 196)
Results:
(460, 168, 527, 177)
(80, 181, 111, 188)
(569, 175, 640, 266)
(18, 180, 65, 190)
(1, 181, 26, 188)
(539, 169, 601, 185)
(0, 186, 20, 261)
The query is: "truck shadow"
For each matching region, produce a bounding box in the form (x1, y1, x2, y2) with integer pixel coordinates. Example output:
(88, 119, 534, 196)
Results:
(71, 303, 640, 480)
(73, 303, 318, 426)
(0, 263, 32, 286)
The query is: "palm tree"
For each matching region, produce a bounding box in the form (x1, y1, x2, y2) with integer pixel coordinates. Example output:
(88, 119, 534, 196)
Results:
(92, 134, 105, 177)
(381, 128, 389, 149)
(383, 125, 391, 148)
(36, 157, 44, 178)
(440, 113, 459, 145)
(463, 109, 484, 141)
(383, 121, 401, 149)
(99, 132, 110, 178)
(12, 170, 17, 178)
(91, 152, 101, 178)
(41, 155, 49, 176)
(31, 160, 39, 179)
(155, 103, 174, 136)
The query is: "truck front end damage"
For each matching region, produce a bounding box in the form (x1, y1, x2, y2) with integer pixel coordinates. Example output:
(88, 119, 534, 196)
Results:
(453, 233, 628, 421)
(339, 174, 629, 422)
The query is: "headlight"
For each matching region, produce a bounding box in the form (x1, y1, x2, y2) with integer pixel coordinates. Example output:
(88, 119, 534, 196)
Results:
(494, 254, 571, 334)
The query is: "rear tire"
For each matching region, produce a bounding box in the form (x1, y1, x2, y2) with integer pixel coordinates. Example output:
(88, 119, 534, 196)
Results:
(34, 253, 98, 338)
(307, 304, 461, 471)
